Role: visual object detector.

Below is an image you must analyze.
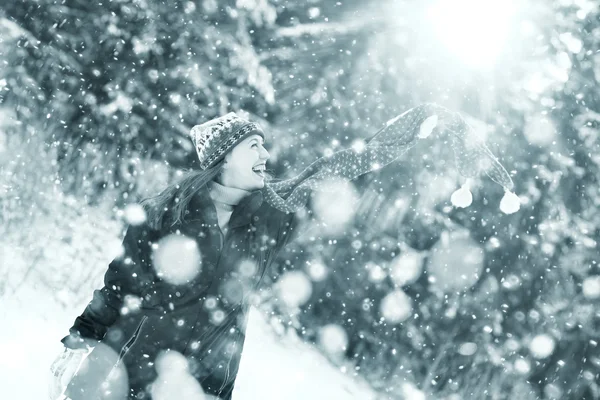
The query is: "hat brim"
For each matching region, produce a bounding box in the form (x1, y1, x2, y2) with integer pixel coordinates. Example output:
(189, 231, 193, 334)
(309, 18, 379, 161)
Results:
(202, 123, 267, 169)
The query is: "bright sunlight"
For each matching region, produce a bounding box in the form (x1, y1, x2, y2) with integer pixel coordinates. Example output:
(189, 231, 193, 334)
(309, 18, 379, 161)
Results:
(427, 0, 518, 68)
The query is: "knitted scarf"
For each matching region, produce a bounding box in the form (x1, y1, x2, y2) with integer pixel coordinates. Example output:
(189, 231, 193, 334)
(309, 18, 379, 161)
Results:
(263, 103, 517, 214)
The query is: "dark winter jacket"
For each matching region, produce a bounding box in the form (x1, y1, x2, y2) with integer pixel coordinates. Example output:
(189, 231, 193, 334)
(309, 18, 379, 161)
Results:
(62, 183, 304, 399)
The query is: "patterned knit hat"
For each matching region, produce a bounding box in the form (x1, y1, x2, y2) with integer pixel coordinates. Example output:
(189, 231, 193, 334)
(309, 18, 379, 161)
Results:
(190, 112, 265, 170)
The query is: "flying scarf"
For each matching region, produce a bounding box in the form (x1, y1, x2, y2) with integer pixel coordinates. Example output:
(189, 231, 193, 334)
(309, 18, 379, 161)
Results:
(263, 103, 519, 214)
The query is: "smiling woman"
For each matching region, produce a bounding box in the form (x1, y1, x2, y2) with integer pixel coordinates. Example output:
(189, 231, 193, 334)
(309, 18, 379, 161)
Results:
(51, 105, 517, 400)
(50, 112, 289, 400)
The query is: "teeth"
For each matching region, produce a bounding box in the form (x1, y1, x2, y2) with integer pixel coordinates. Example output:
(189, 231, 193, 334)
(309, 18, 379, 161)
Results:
(252, 165, 265, 172)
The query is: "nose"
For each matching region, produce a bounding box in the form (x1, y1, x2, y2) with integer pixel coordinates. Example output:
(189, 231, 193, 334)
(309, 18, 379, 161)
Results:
(260, 146, 270, 161)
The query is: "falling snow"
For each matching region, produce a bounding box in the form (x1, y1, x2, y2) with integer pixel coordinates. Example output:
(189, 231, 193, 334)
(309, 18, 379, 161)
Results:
(276, 271, 313, 309)
(529, 334, 556, 359)
(152, 234, 202, 285)
(3, 1, 600, 399)
(380, 289, 413, 323)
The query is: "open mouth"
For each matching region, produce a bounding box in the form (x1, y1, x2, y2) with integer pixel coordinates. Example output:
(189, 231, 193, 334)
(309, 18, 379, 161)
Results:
(252, 164, 266, 178)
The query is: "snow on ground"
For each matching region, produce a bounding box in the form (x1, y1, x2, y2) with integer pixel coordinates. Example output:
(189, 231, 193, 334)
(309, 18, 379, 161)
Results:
(0, 284, 71, 399)
(0, 283, 375, 399)
(235, 307, 376, 400)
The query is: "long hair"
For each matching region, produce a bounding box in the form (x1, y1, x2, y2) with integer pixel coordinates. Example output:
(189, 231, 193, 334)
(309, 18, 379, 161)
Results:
(140, 158, 276, 230)
(140, 159, 226, 230)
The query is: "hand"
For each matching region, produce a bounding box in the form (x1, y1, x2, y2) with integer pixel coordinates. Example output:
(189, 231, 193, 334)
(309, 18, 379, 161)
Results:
(48, 347, 89, 400)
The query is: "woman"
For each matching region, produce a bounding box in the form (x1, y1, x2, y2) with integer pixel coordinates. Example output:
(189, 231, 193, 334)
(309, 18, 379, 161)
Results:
(50, 112, 306, 400)
(51, 105, 517, 399)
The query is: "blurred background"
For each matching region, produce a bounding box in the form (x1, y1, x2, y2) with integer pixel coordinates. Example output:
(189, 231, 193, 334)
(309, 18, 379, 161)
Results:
(1, 0, 599, 399)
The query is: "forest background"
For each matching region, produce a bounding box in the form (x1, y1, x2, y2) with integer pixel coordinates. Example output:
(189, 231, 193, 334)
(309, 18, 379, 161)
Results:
(1, 0, 600, 399)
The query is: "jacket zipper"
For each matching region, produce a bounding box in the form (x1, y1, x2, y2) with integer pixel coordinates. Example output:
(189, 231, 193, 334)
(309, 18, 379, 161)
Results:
(210, 225, 233, 394)
(103, 315, 149, 385)
(117, 315, 149, 362)
(214, 227, 226, 278)
(216, 225, 238, 394)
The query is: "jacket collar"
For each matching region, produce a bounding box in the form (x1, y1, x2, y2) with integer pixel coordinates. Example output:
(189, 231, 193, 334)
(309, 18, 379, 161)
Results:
(187, 184, 264, 230)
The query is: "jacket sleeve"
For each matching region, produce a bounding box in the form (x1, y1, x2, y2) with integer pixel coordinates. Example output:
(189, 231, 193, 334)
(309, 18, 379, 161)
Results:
(61, 223, 158, 349)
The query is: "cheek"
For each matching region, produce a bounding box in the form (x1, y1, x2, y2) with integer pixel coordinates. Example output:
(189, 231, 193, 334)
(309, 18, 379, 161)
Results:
(234, 165, 252, 180)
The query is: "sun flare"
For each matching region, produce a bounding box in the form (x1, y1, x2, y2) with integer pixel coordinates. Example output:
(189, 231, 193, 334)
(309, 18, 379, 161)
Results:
(427, 0, 518, 68)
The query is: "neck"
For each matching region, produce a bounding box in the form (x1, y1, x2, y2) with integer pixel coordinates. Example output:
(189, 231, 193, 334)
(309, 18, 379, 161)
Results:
(207, 180, 252, 207)
(207, 181, 252, 234)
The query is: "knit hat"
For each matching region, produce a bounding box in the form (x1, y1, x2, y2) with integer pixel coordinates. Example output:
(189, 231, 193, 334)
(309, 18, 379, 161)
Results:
(190, 112, 265, 170)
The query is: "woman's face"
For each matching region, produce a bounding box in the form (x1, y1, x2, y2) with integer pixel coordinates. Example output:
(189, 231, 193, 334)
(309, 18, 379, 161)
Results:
(219, 134, 270, 191)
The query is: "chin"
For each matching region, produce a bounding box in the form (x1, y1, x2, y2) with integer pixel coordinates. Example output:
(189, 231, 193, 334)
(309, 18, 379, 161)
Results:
(238, 177, 264, 191)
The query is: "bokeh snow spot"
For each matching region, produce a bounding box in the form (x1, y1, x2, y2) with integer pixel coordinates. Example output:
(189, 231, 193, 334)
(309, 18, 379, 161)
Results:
(124, 203, 147, 226)
(222, 278, 245, 304)
(351, 139, 366, 153)
(155, 350, 188, 375)
(367, 262, 387, 283)
(458, 342, 477, 356)
(514, 358, 531, 374)
(582, 275, 600, 299)
(318, 324, 348, 356)
(529, 334, 556, 359)
(151, 351, 205, 400)
(428, 233, 484, 292)
(380, 289, 412, 323)
(389, 250, 424, 287)
(210, 309, 226, 325)
(276, 270, 313, 308)
(238, 258, 259, 277)
(203, 296, 218, 310)
(523, 114, 557, 147)
(544, 383, 564, 400)
(306, 259, 328, 282)
(152, 234, 202, 285)
(120, 295, 142, 316)
(312, 178, 359, 236)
